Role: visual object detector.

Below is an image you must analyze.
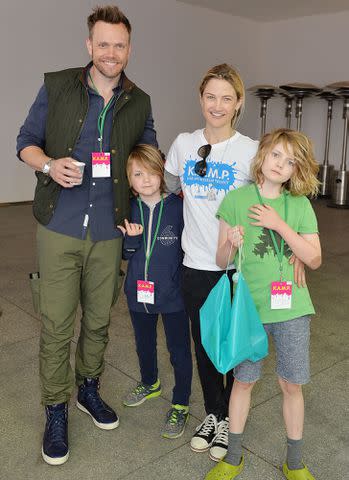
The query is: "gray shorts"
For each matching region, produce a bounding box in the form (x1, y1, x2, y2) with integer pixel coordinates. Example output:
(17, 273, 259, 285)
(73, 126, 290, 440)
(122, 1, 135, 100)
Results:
(234, 315, 311, 385)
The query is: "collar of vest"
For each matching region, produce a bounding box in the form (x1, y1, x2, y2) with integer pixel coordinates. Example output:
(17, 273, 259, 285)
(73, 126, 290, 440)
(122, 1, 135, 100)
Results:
(78, 62, 135, 94)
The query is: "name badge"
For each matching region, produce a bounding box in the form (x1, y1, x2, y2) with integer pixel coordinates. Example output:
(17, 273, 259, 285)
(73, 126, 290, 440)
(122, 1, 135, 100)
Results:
(137, 280, 155, 304)
(271, 281, 292, 309)
(92, 152, 111, 178)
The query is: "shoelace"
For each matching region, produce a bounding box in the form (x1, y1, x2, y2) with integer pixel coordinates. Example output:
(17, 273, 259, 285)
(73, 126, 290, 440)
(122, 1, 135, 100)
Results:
(134, 383, 149, 394)
(196, 413, 217, 434)
(214, 419, 229, 444)
(84, 387, 107, 413)
(47, 409, 67, 444)
(168, 408, 185, 425)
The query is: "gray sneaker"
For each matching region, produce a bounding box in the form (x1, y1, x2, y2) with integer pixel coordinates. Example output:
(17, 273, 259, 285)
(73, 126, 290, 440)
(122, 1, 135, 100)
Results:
(123, 381, 161, 407)
(161, 405, 189, 439)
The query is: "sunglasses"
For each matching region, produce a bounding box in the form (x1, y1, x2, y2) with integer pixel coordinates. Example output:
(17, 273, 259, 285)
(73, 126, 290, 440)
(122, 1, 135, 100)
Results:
(195, 144, 212, 177)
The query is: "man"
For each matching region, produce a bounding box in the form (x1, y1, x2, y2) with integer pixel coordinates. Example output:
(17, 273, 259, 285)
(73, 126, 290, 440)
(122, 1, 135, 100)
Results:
(17, 5, 157, 465)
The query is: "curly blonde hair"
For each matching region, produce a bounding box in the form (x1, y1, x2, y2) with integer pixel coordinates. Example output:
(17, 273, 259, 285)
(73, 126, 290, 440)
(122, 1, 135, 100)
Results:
(251, 128, 320, 197)
(199, 63, 245, 128)
(126, 144, 165, 195)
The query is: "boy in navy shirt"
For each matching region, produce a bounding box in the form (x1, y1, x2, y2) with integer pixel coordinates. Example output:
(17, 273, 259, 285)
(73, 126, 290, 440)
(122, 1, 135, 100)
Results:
(118, 144, 192, 438)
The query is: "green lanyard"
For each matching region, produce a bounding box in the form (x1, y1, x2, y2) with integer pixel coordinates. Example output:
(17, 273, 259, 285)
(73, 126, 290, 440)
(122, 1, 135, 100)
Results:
(254, 184, 288, 280)
(88, 72, 115, 152)
(138, 196, 164, 277)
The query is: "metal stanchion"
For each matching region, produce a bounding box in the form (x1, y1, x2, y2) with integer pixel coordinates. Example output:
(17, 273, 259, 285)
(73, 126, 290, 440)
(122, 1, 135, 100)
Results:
(279, 83, 321, 131)
(248, 85, 276, 137)
(317, 91, 338, 197)
(326, 83, 349, 208)
(277, 89, 294, 128)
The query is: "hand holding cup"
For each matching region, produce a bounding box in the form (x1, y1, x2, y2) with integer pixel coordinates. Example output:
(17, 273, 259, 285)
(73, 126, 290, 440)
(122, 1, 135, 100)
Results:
(49, 157, 84, 188)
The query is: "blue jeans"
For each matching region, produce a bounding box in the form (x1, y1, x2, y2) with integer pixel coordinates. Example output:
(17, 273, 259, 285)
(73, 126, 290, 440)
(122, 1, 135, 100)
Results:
(129, 310, 192, 406)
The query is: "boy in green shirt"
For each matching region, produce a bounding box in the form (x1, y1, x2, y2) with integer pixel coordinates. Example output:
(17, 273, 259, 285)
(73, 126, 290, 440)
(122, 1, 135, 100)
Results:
(206, 129, 321, 480)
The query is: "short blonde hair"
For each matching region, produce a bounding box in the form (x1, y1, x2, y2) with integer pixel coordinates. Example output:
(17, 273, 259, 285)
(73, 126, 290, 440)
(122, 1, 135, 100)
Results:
(199, 63, 245, 128)
(126, 144, 165, 194)
(251, 128, 320, 197)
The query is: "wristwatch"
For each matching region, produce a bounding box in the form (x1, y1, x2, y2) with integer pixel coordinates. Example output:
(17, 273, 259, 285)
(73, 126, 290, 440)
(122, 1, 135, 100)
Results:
(42, 159, 53, 175)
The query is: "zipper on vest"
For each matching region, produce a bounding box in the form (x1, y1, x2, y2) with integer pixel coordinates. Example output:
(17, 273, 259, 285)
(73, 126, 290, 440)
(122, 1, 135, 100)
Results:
(73, 89, 90, 152)
(112, 90, 130, 117)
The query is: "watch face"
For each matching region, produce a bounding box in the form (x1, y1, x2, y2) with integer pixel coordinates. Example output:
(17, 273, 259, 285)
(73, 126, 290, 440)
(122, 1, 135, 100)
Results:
(42, 163, 50, 174)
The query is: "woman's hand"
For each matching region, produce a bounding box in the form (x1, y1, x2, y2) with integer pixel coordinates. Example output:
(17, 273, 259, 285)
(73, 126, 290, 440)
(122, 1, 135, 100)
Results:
(227, 225, 244, 248)
(248, 204, 283, 231)
(289, 254, 307, 287)
(117, 219, 144, 236)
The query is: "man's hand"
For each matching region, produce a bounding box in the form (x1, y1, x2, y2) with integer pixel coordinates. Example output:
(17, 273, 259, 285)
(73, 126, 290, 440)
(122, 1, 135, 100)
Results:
(117, 219, 144, 236)
(49, 158, 82, 188)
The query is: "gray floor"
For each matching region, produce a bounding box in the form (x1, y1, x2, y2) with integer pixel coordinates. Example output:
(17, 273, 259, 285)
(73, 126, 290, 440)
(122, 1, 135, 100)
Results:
(0, 199, 348, 480)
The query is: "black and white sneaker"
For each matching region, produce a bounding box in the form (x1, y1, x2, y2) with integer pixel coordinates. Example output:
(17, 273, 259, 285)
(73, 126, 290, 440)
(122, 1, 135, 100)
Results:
(209, 417, 229, 461)
(190, 413, 218, 452)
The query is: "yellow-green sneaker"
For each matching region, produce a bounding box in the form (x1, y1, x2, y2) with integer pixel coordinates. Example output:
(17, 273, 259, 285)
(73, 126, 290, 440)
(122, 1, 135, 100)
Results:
(123, 380, 161, 407)
(282, 463, 316, 479)
(161, 404, 189, 439)
(205, 457, 244, 480)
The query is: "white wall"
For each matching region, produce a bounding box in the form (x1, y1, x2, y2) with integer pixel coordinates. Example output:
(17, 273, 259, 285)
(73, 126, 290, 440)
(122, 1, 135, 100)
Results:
(4, 2, 348, 203)
(255, 11, 349, 169)
(3, 0, 261, 203)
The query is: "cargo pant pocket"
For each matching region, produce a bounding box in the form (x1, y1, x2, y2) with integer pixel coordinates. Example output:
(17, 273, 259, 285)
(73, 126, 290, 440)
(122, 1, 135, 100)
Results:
(112, 269, 126, 306)
(29, 272, 41, 314)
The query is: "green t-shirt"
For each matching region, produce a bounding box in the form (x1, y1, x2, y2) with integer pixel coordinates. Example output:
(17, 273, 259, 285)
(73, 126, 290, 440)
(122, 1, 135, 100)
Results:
(217, 183, 318, 324)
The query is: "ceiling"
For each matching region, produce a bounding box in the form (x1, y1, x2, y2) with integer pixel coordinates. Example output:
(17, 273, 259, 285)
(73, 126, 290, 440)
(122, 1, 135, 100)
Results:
(177, 0, 349, 22)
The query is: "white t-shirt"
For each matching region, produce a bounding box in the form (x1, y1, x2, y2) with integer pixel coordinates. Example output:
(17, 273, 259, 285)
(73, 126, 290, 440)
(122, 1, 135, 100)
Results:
(165, 128, 258, 271)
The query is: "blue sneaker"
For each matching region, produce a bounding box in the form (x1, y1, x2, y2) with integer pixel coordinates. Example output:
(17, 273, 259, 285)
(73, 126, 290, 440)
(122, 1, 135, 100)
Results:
(77, 378, 119, 430)
(42, 403, 69, 465)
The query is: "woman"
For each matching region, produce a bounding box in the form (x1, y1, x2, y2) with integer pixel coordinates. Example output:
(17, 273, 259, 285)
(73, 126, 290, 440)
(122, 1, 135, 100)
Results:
(165, 64, 258, 461)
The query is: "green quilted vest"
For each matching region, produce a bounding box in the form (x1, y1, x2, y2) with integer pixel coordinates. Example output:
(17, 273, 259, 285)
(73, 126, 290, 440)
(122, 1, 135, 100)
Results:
(32, 64, 151, 226)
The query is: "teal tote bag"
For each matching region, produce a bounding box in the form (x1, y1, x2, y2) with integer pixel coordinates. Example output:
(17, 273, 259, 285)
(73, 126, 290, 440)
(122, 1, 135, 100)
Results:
(200, 247, 268, 374)
(199, 273, 232, 373)
(229, 270, 268, 366)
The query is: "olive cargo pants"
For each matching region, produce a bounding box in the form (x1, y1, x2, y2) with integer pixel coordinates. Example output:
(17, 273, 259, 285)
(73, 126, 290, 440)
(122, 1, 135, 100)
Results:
(37, 224, 122, 405)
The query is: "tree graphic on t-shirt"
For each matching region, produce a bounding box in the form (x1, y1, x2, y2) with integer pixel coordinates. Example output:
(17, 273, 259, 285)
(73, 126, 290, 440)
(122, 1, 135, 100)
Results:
(253, 228, 292, 259)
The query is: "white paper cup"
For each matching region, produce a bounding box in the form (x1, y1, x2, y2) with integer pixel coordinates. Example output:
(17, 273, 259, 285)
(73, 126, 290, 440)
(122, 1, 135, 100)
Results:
(71, 161, 85, 185)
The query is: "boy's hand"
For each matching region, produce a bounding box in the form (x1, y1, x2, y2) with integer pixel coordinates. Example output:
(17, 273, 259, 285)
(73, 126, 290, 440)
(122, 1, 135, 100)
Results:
(117, 219, 144, 236)
(248, 204, 283, 230)
(227, 225, 244, 248)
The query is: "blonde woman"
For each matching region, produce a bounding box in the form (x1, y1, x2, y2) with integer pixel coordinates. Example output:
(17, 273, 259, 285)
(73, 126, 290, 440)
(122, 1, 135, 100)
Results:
(165, 64, 258, 460)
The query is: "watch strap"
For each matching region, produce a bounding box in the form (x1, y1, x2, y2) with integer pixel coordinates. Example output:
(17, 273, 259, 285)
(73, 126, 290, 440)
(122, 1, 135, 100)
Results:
(42, 158, 53, 175)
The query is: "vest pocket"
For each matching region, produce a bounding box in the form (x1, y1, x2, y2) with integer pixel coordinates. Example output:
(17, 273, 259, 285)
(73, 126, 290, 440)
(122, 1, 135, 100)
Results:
(33, 171, 61, 225)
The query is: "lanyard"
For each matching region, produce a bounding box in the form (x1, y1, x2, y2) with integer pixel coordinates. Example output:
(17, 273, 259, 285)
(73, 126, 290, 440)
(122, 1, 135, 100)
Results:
(254, 184, 288, 280)
(138, 196, 164, 277)
(88, 72, 115, 152)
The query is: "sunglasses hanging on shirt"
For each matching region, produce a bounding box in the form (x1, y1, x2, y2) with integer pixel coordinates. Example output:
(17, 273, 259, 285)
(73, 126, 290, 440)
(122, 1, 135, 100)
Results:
(195, 144, 212, 177)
